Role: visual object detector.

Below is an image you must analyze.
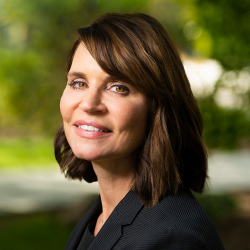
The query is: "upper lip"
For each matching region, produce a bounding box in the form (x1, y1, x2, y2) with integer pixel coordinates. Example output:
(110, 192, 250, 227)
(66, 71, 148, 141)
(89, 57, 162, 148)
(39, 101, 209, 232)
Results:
(74, 120, 112, 131)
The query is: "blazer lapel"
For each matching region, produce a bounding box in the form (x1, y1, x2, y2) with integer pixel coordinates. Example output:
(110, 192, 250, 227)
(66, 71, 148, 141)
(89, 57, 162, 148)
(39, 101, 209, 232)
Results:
(65, 195, 102, 250)
(89, 190, 143, 250)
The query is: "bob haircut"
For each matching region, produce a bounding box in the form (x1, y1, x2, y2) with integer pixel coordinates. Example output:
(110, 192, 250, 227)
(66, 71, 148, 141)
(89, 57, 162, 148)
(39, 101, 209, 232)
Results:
(54, 13, 208, 207)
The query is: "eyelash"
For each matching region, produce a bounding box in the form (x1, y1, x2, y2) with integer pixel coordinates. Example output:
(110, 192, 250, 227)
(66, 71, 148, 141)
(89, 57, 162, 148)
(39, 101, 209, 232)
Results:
(68, 80, 130, 95)
(109, 84, 130, 95)
(68, 80, 87, 90)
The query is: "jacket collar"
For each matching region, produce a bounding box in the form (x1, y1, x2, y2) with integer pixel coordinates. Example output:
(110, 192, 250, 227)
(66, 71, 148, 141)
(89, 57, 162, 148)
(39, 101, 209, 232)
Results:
(65, 195, 102, 250)
(88, 190, 143, 250)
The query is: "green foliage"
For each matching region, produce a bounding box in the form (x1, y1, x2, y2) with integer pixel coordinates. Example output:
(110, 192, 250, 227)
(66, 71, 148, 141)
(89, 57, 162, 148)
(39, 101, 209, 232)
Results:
(0, 213, 71, 250)
(148, 0, 195, 51)
(195, 0, 250, 70)
(97, 0, 149, 13)
(194, 193, 238, 225)
(198, 96, 250, 149)
(0, 137, 56, 167)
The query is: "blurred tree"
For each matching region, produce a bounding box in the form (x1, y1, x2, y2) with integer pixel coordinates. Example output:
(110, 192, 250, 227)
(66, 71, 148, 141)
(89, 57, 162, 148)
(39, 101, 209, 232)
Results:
(195, 0, 250, 70)
(193, 0, 250, 148)
(149, 0, 197, 53)
(151, 0, 250, 70)
(198, 96, 250, 149)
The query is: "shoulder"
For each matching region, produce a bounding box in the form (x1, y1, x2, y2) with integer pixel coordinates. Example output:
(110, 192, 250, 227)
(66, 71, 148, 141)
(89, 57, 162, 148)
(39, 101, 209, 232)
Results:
(118, 189, 225, 250)
(126, 229, 209, 250)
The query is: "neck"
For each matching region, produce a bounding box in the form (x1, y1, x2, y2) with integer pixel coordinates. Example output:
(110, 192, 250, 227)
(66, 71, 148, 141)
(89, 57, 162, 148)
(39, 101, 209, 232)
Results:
(92, 157, 135, 222)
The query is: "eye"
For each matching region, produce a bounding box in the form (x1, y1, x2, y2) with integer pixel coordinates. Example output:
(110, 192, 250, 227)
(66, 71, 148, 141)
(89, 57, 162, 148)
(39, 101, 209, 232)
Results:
(68, 80, 88, 90)
(109, 84, 130, 94)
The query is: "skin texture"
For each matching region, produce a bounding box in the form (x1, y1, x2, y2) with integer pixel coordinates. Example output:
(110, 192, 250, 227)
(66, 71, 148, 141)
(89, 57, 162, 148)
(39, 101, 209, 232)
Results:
(60, 43, 149, 235)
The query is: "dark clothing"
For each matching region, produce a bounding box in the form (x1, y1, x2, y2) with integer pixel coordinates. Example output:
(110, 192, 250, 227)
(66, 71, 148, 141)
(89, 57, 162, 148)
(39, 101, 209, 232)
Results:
(65, 188, 225, 250)
(76, 216, 96, 250)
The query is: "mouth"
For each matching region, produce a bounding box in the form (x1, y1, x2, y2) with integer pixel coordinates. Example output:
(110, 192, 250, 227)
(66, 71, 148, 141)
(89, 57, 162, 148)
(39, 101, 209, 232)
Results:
(77, 125, 112, 133)
(74, 120, 113, 133)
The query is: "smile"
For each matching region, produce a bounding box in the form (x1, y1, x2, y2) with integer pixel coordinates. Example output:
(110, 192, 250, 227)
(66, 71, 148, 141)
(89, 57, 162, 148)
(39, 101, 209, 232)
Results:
(78, 125, 111, 133)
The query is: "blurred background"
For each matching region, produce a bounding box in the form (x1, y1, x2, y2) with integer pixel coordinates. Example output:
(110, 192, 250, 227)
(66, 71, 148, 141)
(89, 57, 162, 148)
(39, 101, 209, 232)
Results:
(0, 0, 250, 249)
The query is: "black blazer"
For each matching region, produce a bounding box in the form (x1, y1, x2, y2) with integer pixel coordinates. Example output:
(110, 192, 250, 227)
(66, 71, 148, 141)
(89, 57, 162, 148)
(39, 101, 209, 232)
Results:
(65, 189, 225, 250)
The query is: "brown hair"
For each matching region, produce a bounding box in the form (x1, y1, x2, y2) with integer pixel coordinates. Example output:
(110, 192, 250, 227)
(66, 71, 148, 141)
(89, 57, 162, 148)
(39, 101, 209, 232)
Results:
(54, 13, 208, 207)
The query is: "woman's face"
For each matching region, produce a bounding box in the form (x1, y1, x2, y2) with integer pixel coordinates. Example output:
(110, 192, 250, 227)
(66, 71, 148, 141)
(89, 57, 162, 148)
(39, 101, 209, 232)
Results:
(60, 43, 149, 165)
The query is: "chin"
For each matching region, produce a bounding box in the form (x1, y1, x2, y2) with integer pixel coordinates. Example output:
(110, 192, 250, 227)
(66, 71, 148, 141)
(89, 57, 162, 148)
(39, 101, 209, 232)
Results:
(70, 144, 103, 162)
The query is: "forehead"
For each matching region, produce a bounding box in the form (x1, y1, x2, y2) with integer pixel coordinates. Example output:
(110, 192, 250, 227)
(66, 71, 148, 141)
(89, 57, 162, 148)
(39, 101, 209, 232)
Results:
(69, 43, 97, 71)
(68, 43, 118, 82)
(68, 37, 148, 95)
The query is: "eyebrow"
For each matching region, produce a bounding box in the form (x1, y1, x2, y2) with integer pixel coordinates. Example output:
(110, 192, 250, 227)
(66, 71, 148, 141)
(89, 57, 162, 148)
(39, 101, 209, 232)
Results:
(67, 71, 118, 81)
(67, 72, 86, 78)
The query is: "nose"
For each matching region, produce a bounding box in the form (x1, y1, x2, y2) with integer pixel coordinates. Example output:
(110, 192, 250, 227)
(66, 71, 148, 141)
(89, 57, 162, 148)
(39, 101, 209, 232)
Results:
(78, 89, 107, 114)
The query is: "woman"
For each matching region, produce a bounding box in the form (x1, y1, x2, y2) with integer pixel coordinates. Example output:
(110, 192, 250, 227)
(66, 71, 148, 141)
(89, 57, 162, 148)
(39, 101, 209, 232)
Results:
(54, 13, 225, 250)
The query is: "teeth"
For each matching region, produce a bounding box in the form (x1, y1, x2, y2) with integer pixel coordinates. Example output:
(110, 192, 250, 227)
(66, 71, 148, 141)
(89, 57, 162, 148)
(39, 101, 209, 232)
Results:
(78, 125, 106, 132)
(88, 126, 95, 131)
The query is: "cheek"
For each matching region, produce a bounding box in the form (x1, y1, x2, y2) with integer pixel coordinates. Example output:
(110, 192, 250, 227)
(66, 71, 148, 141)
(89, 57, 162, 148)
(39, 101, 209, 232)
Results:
(60, 93, 75, 147)
(60, 94, 69, 121)
(120, 102, 149, 154)
(113, 100, 148, 133)
(60, 90, 78, 122)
